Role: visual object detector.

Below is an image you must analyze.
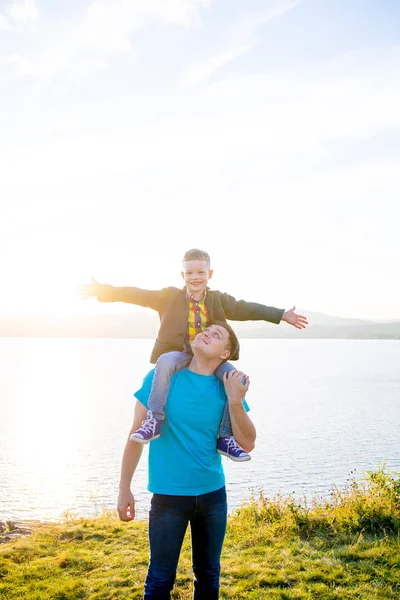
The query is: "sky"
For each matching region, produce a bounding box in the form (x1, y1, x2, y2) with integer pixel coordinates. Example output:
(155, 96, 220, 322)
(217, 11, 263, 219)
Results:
(0, 0, 399, 321)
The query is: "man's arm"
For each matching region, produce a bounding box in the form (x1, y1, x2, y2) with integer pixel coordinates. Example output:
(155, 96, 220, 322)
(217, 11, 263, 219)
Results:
(223, 371, 256, 453)
(79, 277, 165, 312)
(117, 400, 148, 522)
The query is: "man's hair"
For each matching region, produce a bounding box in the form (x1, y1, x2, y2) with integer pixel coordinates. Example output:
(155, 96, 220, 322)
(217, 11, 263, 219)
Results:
(212, 320, 239, 361)
(183, 248, 211, 268)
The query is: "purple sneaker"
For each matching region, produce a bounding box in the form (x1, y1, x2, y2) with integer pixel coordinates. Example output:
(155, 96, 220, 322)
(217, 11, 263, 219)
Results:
(217, 436, 251, 462)
(130, 411, 161, 444)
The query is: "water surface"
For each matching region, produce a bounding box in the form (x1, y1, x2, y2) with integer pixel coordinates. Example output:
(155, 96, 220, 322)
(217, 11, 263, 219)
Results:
(0, 338, 399, 521)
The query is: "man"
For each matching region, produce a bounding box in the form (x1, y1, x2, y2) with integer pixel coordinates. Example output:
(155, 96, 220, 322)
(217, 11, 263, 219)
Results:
(117, 321, 256, 599)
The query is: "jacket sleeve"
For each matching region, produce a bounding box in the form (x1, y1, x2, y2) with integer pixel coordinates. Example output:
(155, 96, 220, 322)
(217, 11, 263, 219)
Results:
(220, 292, 285, 324)
(96, 285, 165, 312)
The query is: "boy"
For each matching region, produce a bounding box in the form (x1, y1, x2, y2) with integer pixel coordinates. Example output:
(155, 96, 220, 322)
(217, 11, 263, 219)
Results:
(79, 248, 307, 461)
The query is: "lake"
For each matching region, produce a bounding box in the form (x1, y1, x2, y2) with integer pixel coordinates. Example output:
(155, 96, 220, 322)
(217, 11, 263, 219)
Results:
(0, 338, 399, 522)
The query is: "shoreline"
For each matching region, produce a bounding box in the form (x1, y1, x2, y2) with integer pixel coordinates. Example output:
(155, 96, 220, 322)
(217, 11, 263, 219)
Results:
(2, 469, 399, 598)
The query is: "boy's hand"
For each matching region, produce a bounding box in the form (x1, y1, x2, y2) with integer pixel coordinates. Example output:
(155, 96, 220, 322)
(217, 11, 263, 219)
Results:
(78, 276, 100, 299)
(282, 306, 308, 329)
(223, 371, 249, 406)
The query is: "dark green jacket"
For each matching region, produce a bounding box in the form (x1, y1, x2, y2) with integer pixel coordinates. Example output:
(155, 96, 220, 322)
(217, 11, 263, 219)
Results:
(97, 285, 284, 363)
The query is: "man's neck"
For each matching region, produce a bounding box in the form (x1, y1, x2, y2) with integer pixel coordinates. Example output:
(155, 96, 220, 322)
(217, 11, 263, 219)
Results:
(188, 355, 221, 376)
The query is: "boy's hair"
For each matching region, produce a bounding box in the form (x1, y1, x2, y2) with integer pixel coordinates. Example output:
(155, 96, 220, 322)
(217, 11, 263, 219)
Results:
(183, 248, 211, 268)
(212, 320, 239, 362)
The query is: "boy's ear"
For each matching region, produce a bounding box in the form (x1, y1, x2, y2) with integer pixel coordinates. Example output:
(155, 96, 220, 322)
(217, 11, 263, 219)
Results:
(181, 271, 185, 280)
(208, 269, 214, 279)
(220, 349, 230, 361)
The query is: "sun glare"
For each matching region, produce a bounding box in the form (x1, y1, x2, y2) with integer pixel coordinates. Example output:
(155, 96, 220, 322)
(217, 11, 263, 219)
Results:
(4, 340, 95, 515)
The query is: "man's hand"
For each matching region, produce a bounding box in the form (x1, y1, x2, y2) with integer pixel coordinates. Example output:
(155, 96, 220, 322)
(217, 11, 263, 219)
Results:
(117, 401, 147, 522)
(281, 306, 308, 329)
(117, 488, 136, 521)
(223, 370, 249, 406)
(78, 276, 100, 299)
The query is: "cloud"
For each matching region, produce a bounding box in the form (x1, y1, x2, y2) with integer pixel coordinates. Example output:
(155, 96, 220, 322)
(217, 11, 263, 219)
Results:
(2, 0, 211, 78)
(179, 44, 252, 91)
(0, 14, 12, 31)
(2, 45, 399, 183)
(0, 0, 39, 32)
(7, 0, 39, 22)
(2, 44, 399, 241)
(180, 0, 305, 89)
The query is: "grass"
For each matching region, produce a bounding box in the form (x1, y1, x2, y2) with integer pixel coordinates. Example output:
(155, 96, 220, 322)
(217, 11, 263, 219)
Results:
(1, 466, 399, 599)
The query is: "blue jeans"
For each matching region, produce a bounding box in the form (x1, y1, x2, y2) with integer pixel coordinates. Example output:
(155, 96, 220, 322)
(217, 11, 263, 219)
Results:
(144, 486, 228, 599)
(148, 351, 234, 437)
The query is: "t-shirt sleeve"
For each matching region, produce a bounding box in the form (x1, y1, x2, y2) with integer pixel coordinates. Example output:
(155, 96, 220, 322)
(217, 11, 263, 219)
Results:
(134, 369, 155, 408)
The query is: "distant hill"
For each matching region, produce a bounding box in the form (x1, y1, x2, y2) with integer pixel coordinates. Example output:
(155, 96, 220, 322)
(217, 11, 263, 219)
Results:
(0, 311, 399, 339)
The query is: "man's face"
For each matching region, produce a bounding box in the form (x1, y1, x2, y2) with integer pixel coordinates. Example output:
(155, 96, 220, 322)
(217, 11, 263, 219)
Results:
(191, 324, 230, 361)
(181, 259, 213, 296)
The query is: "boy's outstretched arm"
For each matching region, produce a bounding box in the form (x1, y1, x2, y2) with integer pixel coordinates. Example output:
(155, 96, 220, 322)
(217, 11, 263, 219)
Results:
(78, 277, 165, 311)
(221, 293, 308, 328)
(281, 306, 308, 330)
(79, 276, 101, 299)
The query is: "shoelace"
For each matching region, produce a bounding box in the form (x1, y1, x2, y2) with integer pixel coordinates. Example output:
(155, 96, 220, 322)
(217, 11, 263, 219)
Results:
(139, 418, 157, 434)
(226, 436, 242, 452)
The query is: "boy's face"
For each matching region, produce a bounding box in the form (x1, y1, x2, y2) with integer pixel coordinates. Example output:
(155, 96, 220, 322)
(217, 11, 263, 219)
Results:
(191, 324, 230, 361)
(181, 259, 213, 295)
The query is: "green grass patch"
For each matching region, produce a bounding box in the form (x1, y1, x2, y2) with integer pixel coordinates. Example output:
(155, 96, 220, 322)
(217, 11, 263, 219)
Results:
(1, 467, 399, 599)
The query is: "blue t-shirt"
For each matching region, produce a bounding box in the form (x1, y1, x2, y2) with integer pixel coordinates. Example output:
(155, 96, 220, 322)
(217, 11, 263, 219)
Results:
(134, 368, 249, 496)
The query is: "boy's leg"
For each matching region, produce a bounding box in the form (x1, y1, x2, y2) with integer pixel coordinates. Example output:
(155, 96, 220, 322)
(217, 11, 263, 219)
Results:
(214, 362, 235, 437)
(149, 351, 192, 421)
(130, 351, 191, 444)
(214, 362, 251, 462)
